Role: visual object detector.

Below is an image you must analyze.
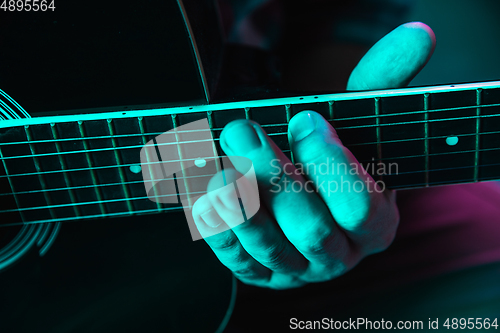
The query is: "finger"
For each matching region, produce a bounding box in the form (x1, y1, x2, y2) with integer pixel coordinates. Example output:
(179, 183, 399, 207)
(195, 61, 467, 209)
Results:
(206, 169, 309, 274)
(192, 195, 272, 285)
(288, 111, 399, 251)
(347, 22, 436, 91)
(193, 194, 309, 289)
(220, 120, 353, 272)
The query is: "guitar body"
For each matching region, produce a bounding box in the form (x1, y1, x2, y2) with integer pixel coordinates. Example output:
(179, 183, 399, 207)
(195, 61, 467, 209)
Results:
(0, 1, 235, 332)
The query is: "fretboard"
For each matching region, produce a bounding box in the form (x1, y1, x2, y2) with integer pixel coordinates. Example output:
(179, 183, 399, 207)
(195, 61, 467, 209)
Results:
(1, 81, 500, 226)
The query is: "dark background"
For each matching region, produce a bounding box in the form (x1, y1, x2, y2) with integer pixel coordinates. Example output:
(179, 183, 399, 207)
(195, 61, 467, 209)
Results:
(0, 0, 206, 114)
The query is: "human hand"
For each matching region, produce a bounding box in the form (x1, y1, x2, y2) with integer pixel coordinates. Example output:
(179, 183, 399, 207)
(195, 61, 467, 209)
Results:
(192, 22, 436, 289)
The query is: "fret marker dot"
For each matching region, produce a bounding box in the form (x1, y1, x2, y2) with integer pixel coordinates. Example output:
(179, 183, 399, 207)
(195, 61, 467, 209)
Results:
(446, 136, 459, 146)
(194, 158, 207, 168)
(129, 165, 142, 174)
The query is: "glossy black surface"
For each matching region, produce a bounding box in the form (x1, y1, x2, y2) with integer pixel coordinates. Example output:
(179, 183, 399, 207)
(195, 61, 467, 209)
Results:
(0, 0, 207, 114)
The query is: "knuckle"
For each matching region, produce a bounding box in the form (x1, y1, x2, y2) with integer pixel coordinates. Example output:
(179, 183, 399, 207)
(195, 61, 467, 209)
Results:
(298, 230, 334, 257)
(335, 191, 372, 229)
(261, 159, 292, 192)
(256, 241, 290, 270)
(211, 232, 239, 252)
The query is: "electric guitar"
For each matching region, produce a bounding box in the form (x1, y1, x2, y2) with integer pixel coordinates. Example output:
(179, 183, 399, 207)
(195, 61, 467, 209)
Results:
(1, 0, 500, 332)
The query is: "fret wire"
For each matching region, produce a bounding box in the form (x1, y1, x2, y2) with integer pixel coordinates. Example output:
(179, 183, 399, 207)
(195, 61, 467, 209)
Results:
(0, 171, 213, 197)
(0, 123, 272, 146)
(206, 110, 222, 174)
(328, 102, 500, 121)
(4, 159, 500, 216)
(424, 93, 430, 187)
(285, 104, 292, 123)
(0, 155, 218, 178)
(24, 125, 57, 219)
(474, 88, 482, 182)
(5, 143, 500, 198)
(3, 111, 500, 157)
(349, 131, 480, 147)
(374, 97, 383, 182)
(3, 144, 500, 180)
(50, 123, 81, 217)
(138, 116, 162, 212)
(356, 146, 500, 163)
(285, 104, 295, 164)
(107, 119, 134, 214)
(0, 130, 279, 160)
(0, 116, 486, 151)
(3, 102, 500, 148)
(10, 160, 500, 228)
(328, 101, 335, 120)
(78, 121, 107, 215)
(0, 146, 26, 222)
(0, 148, 500, 201)
(6, 113, 500, 162)
(3, 85, 500, 223)
(172, 114, 193, 208)
(0, 138, 216, 160)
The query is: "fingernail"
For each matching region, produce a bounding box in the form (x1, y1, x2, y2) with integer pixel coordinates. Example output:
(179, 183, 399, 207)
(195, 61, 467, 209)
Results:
(222, 121, 262, 155)
(290, 112, 316, 142)
(200, 209, 222, 228)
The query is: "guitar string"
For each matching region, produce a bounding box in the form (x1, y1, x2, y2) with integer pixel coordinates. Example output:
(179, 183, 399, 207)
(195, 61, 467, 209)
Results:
(1, 112, 500, 163)
(2, 93, 498, 224)
(1, 144, 500, 181)
(0, 102, 499, 147)
(1, 146, 499, 198)
(1, 160, 500, 215)
(1, 101, 499, 214)
(0, 207, 184, 227)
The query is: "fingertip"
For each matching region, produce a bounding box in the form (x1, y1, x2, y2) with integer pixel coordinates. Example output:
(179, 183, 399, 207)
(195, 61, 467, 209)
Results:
(401, 21, 436, 61)
(289, 110, 340, 143)
(220, 119, 262, 156)
(402, 22, 436, 42)
(347, 21, 436, 91)
(288, 111, 317, 142)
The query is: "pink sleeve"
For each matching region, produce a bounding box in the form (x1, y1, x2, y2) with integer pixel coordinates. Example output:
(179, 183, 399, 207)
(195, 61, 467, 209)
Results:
(354, 182, 500, 289)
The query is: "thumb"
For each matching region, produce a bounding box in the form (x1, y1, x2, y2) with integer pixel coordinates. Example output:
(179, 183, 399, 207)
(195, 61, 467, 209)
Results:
(347, 22, 436, 91)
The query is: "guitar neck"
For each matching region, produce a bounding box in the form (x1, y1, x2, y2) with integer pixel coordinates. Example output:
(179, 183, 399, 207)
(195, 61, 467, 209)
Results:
(1, 81, 500, 226)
